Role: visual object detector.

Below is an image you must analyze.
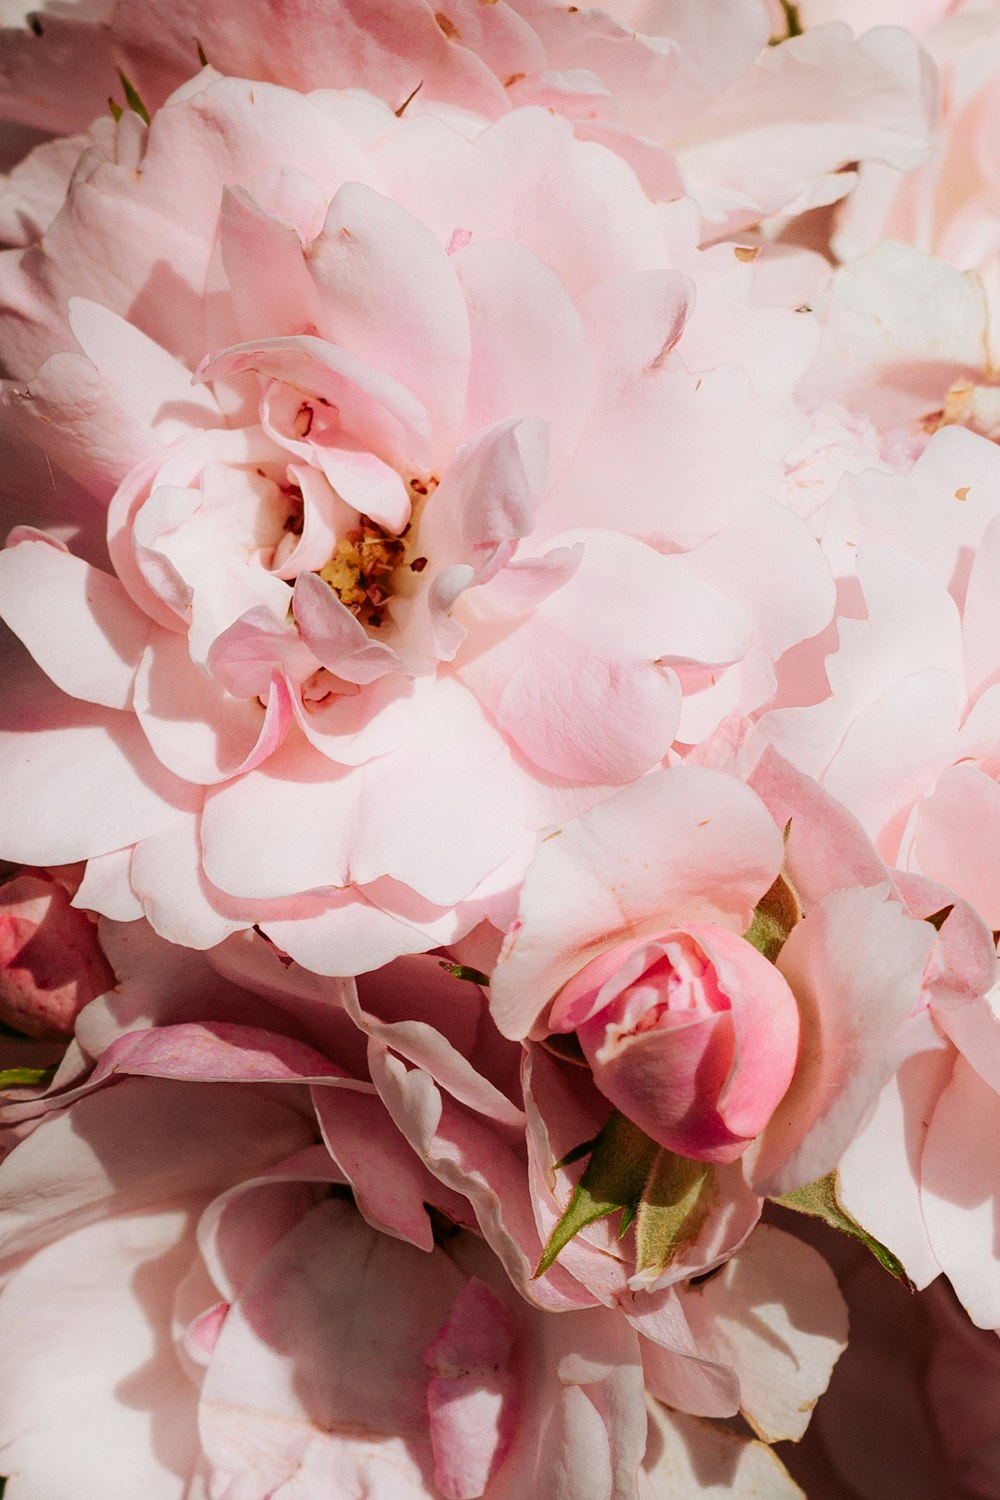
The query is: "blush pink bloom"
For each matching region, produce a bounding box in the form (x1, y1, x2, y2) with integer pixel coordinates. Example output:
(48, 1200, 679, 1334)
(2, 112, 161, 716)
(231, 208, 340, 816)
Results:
(826, 0, 1000, 367)
(495, 756, 983, 1204)
(0, 935, 844, 1498)
(0, 0, 937, 230)
(0, 1077, 646, 1499)
(742, 748, 1000, 1199)
(0, 67, 835, 976)
(757, 424, 1000, 930)
(0, 866, 113, 1039)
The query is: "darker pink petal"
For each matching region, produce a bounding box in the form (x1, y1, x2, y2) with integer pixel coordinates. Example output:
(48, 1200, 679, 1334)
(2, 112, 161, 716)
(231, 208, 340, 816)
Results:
(424, 1279, 516, 1500)
(0, 871, 114, 1040)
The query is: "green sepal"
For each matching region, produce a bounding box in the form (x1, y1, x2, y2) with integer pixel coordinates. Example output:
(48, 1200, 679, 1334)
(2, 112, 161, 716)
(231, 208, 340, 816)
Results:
(108, 96, 123, 122)
(535, 1111, 657, 1277)
(618, 1201, 638, 1237)
(772, 1170, 914, 1289)
(0, 1065, 56, 1089)
(634, 1151, 713, 1278)
(537, 1113, 717, 1278)
(744, 872, 801, 963)
(437, 961, 490, 987)
(117, 70, 151, 124)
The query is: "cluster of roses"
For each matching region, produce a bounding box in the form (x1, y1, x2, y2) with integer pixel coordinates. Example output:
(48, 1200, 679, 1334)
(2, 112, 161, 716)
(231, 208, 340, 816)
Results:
(2, 1, 1000, 1496)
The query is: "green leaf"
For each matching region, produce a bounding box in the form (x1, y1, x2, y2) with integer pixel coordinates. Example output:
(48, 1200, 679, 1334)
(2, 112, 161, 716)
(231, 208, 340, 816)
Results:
(108, 96, 123, 122)
(744, 872, 800, 963)
(0, 1065, 56, 1088)
(535, 1111, 658, 1276)
(634, 1151, 713, 1278)
(437, 961, 490, 987)
(117, 70, 151, 124)
(772, 1171, 914, 1289)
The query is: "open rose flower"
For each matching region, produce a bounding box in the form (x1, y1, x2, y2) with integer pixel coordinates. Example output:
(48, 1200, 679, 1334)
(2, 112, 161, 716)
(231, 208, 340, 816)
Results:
(0, 0, 936, 232)
(757, 424, 1000, 928)
(0, 1072, 650, 1500)
(825, 0, 1000, 371)
(0, 929, 843, 1499)
(0, 66, 835, 975)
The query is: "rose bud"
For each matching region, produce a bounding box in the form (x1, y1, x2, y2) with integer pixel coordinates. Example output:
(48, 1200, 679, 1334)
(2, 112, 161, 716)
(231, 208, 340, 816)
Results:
(548, 924, 801, 1163)
(492, 767, 804, 1161)
(0, 870, 114, 1039)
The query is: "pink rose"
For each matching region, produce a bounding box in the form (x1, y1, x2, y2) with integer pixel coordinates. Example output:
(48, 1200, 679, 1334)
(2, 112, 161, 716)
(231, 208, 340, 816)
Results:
(496, 754, 988, 1207)
(0, 939, 845, 1499)
(0, 1068, 650, 1499)
(492, 766, 800, 1163)
(0, 952, 656, 1499)
(0, 67, 835, 976)
(827, 0, 1000, 373)
(0, 0, 936, 230)
(758, 426, 1000, 929)
(549, 925, 799, 1163)
(0, 867, 113, 1039)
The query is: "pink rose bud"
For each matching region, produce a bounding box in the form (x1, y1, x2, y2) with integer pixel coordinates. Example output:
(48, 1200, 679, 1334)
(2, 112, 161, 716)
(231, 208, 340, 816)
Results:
(0, 870, 114, 1039)
(551, 923, 801, 1163)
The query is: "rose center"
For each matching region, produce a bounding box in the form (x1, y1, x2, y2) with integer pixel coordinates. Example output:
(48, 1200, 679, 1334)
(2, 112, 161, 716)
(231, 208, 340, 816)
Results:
(319, 516, 408, 629)
(313, 477, 435, 631)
